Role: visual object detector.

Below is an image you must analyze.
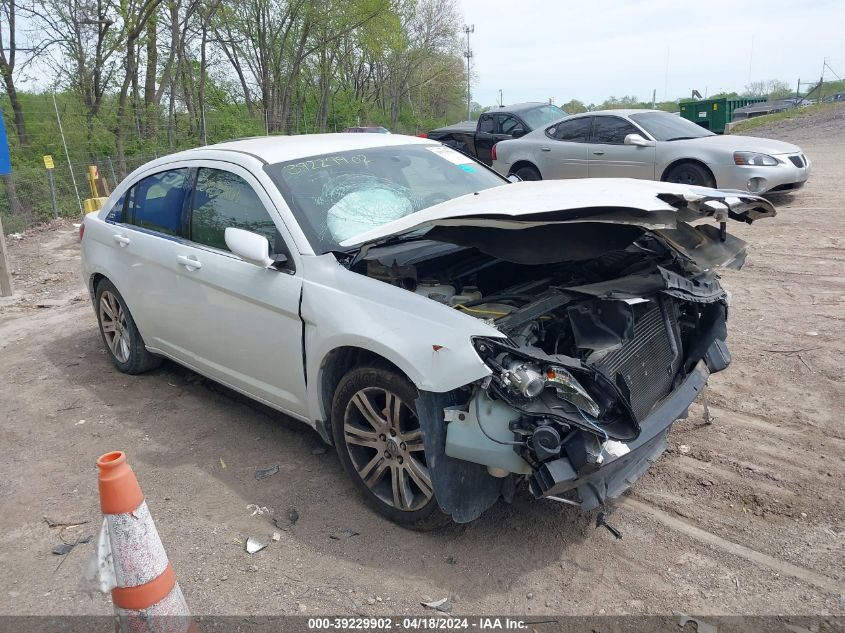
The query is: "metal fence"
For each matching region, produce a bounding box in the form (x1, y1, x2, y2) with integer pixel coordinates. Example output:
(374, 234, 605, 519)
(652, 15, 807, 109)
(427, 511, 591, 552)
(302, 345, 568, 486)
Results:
(0, 154, 159, 235)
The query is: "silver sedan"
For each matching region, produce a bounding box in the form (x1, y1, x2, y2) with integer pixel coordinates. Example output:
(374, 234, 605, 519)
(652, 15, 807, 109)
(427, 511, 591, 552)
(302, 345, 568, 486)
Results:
(492, 109, 810, 194)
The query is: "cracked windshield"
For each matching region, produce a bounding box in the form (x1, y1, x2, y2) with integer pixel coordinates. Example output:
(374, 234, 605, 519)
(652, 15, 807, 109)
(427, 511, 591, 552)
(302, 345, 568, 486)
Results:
(267, 144, 504, 251)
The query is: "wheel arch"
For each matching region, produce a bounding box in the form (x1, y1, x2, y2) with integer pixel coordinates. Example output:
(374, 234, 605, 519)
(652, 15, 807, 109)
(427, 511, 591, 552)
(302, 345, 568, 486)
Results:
(508, 160, 542, 179)
(660, 158, 716, 186)
(316, 345, 411, 445)
(89, 272, 107, 299)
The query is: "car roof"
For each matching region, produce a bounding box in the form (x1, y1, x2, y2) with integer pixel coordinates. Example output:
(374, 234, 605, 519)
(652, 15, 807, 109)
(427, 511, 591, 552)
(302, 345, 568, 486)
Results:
(168, 133, 435, 165)
(566, 109, 664, 118)
(498, 102, 561, 113)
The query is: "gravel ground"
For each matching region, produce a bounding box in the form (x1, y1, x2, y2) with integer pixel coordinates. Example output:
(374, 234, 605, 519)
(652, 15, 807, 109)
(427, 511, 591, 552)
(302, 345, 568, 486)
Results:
(0, 109, 843, 621)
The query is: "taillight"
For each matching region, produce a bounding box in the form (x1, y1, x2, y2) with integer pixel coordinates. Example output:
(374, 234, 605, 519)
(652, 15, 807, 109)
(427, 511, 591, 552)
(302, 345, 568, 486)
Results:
(492, 143, 498, 161)
(78, 220, 85, 241)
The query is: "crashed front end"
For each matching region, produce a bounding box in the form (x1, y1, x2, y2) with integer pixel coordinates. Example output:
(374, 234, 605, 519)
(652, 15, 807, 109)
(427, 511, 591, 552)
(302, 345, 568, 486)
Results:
(452, 277, 723, 511)
(347, 181, 775, 521)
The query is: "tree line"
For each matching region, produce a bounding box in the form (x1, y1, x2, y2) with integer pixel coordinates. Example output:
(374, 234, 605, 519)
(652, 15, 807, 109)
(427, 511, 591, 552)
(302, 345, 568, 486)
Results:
(0, 0, 469, 175)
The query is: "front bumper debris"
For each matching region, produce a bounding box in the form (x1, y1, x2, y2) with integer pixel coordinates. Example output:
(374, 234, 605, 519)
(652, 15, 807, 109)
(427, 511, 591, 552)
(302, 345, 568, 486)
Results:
(530, 360, 710, 510)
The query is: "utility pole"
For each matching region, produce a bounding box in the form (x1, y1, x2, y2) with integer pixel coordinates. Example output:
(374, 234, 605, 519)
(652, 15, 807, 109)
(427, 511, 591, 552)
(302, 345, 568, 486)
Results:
(463, 24, 474, 121)
(498, 89, 503, 107)
(819, 57, 827, 102)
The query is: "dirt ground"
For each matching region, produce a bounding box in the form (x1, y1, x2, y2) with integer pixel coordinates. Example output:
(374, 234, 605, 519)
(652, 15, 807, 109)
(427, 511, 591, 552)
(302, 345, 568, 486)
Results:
(1, 109, 843, 620)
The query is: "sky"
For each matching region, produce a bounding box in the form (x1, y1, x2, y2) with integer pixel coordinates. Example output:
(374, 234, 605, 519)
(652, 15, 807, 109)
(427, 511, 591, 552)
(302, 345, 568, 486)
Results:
(458, 0, 845, 107)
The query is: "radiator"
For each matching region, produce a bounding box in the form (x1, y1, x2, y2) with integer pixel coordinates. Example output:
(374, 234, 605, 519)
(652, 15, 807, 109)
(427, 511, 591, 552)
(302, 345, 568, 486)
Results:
(594, 300, 682, 421)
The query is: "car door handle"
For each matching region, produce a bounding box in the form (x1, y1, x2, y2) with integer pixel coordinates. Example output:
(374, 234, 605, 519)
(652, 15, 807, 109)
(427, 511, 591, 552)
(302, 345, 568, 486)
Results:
(592, 151, 605, 156)
(113, 234, 131, 247)
(540, 147, 551, 152)
(176, 255, 202, 270)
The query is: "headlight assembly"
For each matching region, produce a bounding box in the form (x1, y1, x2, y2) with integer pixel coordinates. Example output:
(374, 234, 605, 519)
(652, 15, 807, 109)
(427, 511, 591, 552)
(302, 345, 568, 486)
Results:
(472, 338, 603, 417)
(545, 366, 601, 418)
(734, 151, 779, 166)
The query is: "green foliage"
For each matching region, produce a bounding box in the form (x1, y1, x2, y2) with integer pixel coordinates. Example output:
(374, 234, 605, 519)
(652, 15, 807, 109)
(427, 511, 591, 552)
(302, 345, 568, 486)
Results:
(728, 103, 840, 134)
(562, 99, 587, 114)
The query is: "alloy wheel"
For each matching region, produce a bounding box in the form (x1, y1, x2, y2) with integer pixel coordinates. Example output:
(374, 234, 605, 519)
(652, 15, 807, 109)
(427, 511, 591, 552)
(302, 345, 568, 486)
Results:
(99, 290, 131, 363)
(342, 387, 433, 512)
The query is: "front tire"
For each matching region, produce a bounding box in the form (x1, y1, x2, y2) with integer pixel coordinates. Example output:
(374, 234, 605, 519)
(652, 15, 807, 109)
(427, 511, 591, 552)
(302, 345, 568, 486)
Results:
(664, 162, 716, 188)
(331, 366, 449, 530)
(95, 279, 162, 374)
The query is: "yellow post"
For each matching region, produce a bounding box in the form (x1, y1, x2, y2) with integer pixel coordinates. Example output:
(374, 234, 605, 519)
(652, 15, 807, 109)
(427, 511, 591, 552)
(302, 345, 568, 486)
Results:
(87, 165, 100, 198)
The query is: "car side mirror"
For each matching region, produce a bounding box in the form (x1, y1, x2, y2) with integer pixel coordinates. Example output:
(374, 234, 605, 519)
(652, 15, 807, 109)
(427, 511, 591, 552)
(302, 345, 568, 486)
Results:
(224, 227, 274, 268)
(510, 127, 527, 138)
(624, 133, 655, 147)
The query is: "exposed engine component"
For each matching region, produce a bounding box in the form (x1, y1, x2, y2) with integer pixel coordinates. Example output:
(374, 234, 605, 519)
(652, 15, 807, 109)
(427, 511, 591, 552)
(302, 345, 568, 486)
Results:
(500, 357, 545, 398)
(449, 285, 482, 306)
(365, 259, 416, 290)
(415, 279, 455, 303)
(454, 302, 516, 321)
(362, 228, 730, 474)
(531, 425, 562, 461)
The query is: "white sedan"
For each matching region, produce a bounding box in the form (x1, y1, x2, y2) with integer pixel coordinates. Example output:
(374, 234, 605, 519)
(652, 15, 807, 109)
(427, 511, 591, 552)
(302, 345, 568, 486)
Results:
(80, 133, 775, 527)
(492, 109, 810, 194)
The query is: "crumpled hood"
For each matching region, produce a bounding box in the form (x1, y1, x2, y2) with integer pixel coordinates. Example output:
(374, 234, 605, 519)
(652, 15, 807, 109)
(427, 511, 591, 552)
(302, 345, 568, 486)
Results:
(339, 178, 776, 248)
(678, 134, 802, 155)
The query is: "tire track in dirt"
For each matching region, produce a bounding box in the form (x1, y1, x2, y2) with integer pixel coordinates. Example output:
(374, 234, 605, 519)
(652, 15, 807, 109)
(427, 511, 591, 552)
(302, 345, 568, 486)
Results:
(620, 498, 842, 594)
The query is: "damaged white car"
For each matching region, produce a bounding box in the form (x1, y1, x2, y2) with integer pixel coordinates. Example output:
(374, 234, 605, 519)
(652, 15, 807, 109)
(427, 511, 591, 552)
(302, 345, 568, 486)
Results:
(80, 134, 775, 528)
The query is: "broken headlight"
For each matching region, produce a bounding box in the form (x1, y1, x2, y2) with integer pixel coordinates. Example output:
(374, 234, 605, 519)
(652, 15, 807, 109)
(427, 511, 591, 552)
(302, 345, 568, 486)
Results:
(545, 366, 601, 418)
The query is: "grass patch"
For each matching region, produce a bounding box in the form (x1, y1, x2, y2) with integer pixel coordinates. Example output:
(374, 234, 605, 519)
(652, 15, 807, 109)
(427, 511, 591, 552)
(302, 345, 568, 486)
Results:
(728, 103, 839, 134)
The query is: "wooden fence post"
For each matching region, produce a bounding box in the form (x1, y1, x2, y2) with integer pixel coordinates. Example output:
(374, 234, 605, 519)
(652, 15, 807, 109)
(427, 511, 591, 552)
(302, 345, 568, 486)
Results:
(0, 213, 13, 297)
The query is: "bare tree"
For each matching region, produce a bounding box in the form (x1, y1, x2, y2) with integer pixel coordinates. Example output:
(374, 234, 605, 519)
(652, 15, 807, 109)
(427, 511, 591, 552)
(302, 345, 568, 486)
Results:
(113, 0, 164, 174)
(0, 0, 30, 145)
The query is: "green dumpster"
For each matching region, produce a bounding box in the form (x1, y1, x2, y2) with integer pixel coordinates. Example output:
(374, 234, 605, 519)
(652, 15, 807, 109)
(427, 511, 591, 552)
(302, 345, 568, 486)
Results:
(679, 97, 767, 134)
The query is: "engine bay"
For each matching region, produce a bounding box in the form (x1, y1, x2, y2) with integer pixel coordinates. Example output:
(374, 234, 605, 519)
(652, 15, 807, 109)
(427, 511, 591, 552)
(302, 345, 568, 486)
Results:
(355, 228, 730, 482)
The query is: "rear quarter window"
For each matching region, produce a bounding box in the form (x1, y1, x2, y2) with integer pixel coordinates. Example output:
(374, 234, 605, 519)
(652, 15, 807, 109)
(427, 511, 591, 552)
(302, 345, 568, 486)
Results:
(106, 193, 126, 223)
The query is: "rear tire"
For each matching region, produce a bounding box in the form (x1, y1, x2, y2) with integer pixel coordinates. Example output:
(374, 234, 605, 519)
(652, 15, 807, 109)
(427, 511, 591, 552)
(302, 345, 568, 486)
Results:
(331, 366, 450, 530)
(512, 165, 541, 181)
(95, 279, 162, 375)
(664, 162, 716, 188)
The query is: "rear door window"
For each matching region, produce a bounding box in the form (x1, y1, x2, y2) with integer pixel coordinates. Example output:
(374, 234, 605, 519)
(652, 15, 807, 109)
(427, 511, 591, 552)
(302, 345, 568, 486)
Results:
(547, 117, 593, 142)
(189, 168, 280, 253)
(127, 169, 190, 236)
(498, 114, 526, 136)
(591, 116, 641, 144)
(478, 114, 495, 133)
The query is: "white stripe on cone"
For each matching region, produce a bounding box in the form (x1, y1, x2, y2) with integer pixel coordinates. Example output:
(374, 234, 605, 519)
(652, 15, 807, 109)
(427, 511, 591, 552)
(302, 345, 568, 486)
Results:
(83, 500, 192, 632)
(107, 501, 169, 587)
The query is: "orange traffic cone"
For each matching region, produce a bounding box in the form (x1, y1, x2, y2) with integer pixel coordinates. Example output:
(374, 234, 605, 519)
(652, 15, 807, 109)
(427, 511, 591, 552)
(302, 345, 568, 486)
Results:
(85, 451, 195, 633)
